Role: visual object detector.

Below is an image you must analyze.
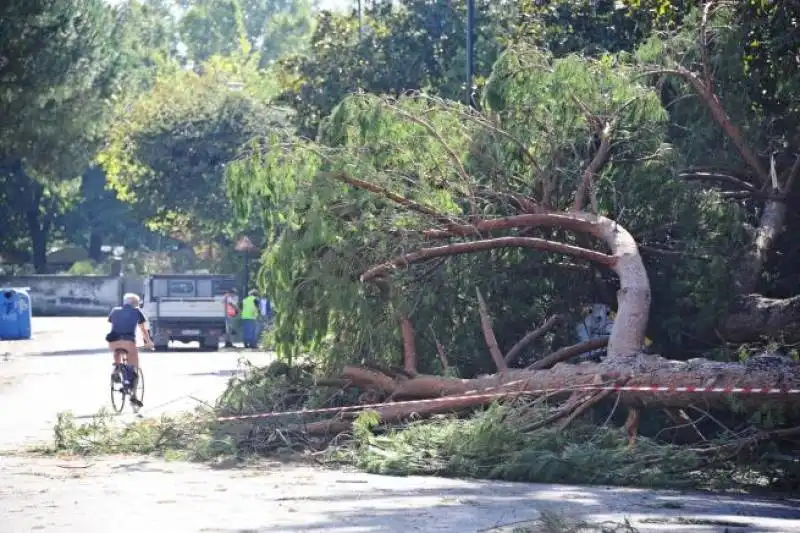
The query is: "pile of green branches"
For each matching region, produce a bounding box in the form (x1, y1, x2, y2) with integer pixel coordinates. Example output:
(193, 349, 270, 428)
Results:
(48, 363, 800, 493)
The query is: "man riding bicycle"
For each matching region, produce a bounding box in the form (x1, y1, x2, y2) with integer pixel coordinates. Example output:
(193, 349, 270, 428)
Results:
(106, 293, 153, 408)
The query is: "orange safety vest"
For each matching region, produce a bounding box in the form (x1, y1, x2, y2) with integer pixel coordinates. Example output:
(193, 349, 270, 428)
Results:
(224, 296, 237, 317)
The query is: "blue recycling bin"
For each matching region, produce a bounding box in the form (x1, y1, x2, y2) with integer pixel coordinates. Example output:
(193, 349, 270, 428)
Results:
(0, 287, 32, 340)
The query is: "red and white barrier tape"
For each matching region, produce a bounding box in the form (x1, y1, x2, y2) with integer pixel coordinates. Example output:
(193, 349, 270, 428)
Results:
(215, 384, 800, 422)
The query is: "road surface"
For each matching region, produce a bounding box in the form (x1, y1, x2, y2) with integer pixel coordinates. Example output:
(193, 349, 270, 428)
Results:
(1, 317, 799, 533)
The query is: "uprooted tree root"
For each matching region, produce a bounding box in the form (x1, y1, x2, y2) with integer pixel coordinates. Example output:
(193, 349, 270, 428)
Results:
(46, 361, 800, 493)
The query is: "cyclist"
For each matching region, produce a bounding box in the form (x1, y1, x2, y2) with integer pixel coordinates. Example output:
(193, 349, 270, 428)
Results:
(106, 292, 153, 408)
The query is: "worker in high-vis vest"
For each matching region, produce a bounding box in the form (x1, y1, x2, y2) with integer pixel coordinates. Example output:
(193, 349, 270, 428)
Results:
(240, 289, 260, 349)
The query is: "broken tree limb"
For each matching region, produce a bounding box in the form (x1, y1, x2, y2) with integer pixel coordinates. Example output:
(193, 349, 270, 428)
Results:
(505, 315, 562, 366)
(476, 288, 507, 371)
(625, 407, 641, 447)
(653, 67, 769, 184)
(362, 236, 614, 281)
(338, 353, 800, 412)
(559, 386, 618, 431)
(367, 211, 651, 359)
(528, 337, 609, 370)
(399, 313, 418, 374)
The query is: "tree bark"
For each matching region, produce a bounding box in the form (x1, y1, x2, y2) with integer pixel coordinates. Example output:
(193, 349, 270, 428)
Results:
(733, 200, 788, 295)
(719, 294, 800, 343)
(89, 231, 103, 263)
(399, 313, 418, 374)
(339, 352, 800, 411)
(528, 337, 609, 370)
(476, 288, 507, 371)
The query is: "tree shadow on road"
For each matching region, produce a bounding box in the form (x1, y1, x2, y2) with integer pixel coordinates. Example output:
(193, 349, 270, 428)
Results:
(187, 479, 800, 533)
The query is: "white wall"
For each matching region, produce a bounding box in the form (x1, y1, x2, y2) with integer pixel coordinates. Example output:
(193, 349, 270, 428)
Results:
(0, 276, 143, 316)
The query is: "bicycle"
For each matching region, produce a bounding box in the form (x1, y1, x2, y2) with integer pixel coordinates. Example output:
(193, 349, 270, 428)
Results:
(110, 346, 145, 414)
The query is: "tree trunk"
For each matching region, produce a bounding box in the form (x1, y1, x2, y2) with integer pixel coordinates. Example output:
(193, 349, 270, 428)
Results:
(26, 199, 49, 275)
(89, 230, 103, 262)
(720, 294, 800, 343)
(339, 352, 800, 411)
(733, 200, 788, 295)
(399, 313, 417, 374)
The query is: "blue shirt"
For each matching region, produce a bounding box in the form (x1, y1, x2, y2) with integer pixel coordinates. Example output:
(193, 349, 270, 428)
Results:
(108, 305, 146, 342)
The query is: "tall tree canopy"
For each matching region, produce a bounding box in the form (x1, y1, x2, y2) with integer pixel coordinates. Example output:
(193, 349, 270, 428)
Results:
(0, 0, 130, 271)
(100, 54, 295, 257)
(229, 1, 800, 373)
(178, 0, 314, 66)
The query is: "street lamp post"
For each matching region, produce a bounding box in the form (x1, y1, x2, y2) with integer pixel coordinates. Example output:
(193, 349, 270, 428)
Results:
(466, 0, 475, 107)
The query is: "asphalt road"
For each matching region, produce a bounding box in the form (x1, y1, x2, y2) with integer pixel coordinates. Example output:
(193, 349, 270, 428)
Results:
(1, 317, 799, 533)
(0, 317, 273, 451)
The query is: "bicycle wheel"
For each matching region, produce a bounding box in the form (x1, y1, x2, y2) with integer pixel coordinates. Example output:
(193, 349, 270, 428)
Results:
(110, 365, 126, 413)
(133, 366, 144, 405)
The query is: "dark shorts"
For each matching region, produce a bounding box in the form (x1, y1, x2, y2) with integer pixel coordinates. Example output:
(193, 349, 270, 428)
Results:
(106, 332, 136, 343)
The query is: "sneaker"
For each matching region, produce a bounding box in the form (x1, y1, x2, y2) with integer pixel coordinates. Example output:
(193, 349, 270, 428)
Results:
(130, 397, 143, 410)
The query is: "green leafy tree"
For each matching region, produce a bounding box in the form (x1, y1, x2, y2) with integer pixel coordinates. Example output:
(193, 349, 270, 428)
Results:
(179, 0, 314, 65)
(0, 0, 130, 272)
(634, 1, 800, 344)
(229, 44, 746, 373)
(277, 0, 516, 136)
(100, 54, 295, 258)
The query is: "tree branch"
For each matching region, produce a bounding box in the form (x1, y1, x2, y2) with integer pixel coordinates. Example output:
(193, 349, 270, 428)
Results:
(399, 313, 417, 374)
(574, 120, 615, 212)
(678, 170, 757, 192)
(322, 171, 463, 227)
(527, 337, 609, 370)
(505, 315, 562, 366)
(781, 154, 800, 195)
(383, 100, 471, 184)
(361, 236, 614, 282)
(476, 288, 507, 371)
(650, 67, 769, 185)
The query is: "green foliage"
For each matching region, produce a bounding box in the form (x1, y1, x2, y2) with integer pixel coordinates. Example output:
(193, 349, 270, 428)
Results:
(100, 54, 295, 248)
(231, 44, 749, 374)
(47, 363, 800, 493)
(276, 0, 517, 136)
(51, 409, 230, 460)
(512, 0, 692, 57)
(0, 0, 136, 271)
(178, 0, 314, 66)
(331, 403, 706, 489)
(0, 0, 128, 179)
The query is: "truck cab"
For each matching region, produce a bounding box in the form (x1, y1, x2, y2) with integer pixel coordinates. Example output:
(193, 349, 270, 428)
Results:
(143, 274, 236, 351)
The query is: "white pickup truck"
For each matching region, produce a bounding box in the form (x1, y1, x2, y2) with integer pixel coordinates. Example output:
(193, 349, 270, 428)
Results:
(142, 274, 237, 351)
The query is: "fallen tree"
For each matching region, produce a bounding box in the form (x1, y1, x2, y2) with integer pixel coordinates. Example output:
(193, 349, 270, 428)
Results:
(305, 133, 800, 443)
(298, 45, 800, 443)
(224, 8, 800, 459)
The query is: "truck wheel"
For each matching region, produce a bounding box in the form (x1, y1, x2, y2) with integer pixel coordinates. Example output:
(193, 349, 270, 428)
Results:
(200, 337, 219, 351)
(154, 344, 168, 352)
